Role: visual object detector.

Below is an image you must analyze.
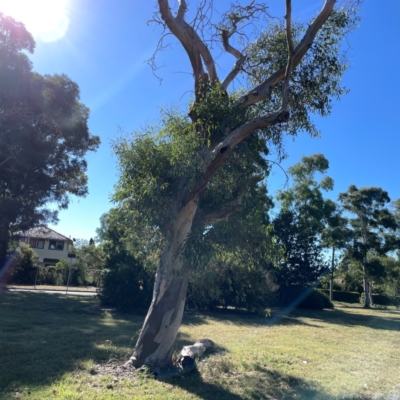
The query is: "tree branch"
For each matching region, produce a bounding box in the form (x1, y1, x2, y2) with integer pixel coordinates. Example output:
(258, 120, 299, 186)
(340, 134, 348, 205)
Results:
(194, 175, 263, 225)
(235, 0, 337, 108)
(197, 200, 243, 225)
(157, 0, 218, 96)
(0, 156, 13, 169)
(282, 0, 294, 111)
(220, 30, 247, 92)
(182, 109, 289, 204)
(177, 0, 188, 20)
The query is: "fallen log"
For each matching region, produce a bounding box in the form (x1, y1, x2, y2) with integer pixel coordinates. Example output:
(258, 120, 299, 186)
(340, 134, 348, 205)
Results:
(177, 339, 214, 368)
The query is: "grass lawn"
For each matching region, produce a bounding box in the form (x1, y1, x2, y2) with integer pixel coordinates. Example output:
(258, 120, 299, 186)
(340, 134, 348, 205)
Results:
(0, 292, 399, 399)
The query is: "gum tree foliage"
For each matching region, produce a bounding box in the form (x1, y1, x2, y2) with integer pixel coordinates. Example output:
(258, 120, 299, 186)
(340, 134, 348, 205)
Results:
(0, 14, 100, 265)
(339, 186, 400, 308)
(114, 0, 358, 369)
(100, 182, 279, 312)
(273, 153, 336, 288)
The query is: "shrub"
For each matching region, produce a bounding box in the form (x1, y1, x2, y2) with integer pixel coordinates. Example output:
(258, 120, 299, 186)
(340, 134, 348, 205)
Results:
(278, 286, 333, 310)
(359, 293, 398, 307)
(8, 242, 38, 284)
(298, 289, 333, 310)
(99, 252, 154, 313)
(320, 290, 360, 303)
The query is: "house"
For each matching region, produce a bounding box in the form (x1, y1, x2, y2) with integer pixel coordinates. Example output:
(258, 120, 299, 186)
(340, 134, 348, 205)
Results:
(15, 226, 76, 267)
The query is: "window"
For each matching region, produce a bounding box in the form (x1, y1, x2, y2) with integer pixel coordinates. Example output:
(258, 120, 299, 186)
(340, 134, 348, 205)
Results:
(48, 240, 64, 251)
(29, 238, 45, 249)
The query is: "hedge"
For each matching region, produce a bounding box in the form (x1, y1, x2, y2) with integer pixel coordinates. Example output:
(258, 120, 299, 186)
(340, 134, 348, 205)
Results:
(319, 290, 360, 304)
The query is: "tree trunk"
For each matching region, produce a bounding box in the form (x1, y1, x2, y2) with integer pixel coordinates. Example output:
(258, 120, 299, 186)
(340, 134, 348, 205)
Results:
(126, 200, 197, 369)
(363, 276, 372, 308)
(0, 219, 10, 279)
(329, 247, 335, 302)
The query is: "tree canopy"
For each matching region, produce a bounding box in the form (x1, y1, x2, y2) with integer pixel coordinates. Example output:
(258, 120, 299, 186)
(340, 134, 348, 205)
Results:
(109, 0, 359, 370)
(0, 13, 100, 264)
(339, 185, 400, 307)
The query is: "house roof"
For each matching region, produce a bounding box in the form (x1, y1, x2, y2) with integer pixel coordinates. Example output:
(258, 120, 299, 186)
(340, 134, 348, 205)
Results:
(15, 226, 73, 243)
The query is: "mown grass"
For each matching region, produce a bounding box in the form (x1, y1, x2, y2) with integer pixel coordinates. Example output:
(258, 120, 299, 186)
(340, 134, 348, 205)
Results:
(0, 292, 399, 399)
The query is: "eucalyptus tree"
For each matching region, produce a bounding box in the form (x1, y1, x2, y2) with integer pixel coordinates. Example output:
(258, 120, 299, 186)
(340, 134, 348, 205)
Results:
(0, 14, 100, 265)
(339, 186, 399, 308)
(322, 208, 352, 300)
(116, 0, 358, 369)
(273, 153, 336, 288)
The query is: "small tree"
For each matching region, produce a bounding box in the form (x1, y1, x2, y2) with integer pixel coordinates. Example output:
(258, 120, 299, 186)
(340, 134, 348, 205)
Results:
(339, 186, 399, 308)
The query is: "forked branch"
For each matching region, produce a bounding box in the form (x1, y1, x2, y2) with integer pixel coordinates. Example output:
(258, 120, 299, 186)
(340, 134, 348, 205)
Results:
(158, 0, 218, 97)
(219, 1, 270, 92)
(220, 30, 246, 92)
(235, 0, 337, 108)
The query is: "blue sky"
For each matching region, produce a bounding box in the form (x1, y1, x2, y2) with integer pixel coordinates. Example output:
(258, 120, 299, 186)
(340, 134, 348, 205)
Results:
(2, 0, 399, 240)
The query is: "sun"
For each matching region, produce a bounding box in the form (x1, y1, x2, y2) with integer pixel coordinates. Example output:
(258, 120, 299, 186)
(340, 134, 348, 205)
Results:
(0, 0, 70, 42)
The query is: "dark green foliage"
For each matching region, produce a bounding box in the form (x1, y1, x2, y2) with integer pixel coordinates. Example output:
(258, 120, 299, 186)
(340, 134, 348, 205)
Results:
(7, 242, 37, 284)
(100, 252, 154, 313)
(0, 13, 100, 264)
(359, 293, 399, 308)
(273, 154, 334, 287)
(320, 290, 360, 304)
(187, 257, 278, 312)
(278, 286, 333, 310)
(298, 289, 333, 310)
(273, 210, 329, 287)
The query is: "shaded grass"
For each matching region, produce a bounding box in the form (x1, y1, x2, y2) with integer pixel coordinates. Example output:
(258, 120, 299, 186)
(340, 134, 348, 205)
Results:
(0, 291, 400, 399)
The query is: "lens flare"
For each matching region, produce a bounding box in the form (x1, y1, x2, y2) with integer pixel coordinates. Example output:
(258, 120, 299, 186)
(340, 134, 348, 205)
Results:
(0, 0, 70, 42)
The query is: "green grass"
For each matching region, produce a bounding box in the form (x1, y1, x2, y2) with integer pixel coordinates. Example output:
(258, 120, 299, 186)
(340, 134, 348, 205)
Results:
(1, 292, 400, 399)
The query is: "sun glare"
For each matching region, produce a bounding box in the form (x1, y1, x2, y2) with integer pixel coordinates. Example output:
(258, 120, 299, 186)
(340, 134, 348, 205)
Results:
(0, 0, 70, 42)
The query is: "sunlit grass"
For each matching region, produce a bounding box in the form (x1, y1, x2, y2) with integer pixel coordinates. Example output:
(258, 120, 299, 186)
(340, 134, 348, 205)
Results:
(0, 292, 399, 399)
(7, 285, 98, 292)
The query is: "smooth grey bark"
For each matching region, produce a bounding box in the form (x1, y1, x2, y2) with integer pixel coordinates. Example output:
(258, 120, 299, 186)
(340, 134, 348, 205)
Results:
(126, 200, 197, 368)
(363, 274, 372, 308)
(329, 247, 335, 301)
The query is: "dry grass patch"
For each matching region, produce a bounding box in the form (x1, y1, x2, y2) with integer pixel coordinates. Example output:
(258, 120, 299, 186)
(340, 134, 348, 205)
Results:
(0, 292, 399, 399)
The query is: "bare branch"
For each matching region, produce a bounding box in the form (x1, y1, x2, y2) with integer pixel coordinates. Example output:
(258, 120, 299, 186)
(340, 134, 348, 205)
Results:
(197, 199, 243, 225)
(220, 54, 246, 92)
(177, 0, 188, 20)
(235, 0, 337, 108)
(221, 29, 242, 59)
(281, 0, 294, 111)
(195, 175, 263, 225)
(0, 156, 13, 168)
(218, 1, 270, 92)
(157, 0, 219, 116)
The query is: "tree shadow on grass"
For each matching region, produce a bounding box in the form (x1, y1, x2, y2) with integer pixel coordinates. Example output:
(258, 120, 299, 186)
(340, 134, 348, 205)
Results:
(0, 291, 144, 391)
(276, 307, 400, 332)
(167, 365, 338, 400)
(184, 303, 400, 332)
(182, 308, 323, 329)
